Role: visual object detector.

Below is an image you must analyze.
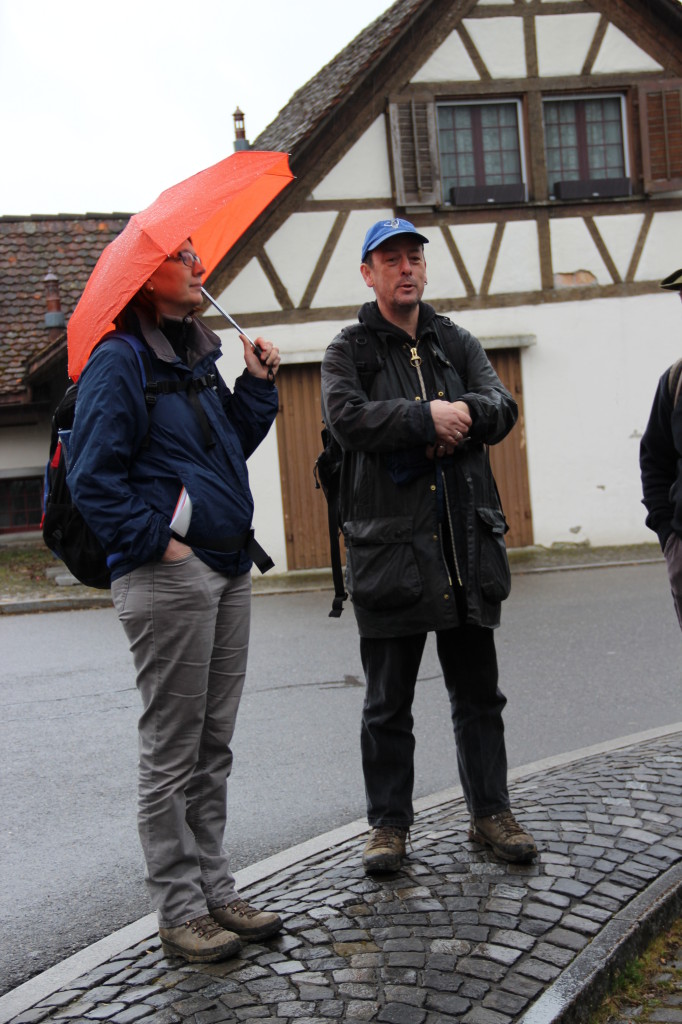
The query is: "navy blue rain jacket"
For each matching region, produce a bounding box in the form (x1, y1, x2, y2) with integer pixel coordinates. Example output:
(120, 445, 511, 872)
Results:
(67, 324, 278, 581)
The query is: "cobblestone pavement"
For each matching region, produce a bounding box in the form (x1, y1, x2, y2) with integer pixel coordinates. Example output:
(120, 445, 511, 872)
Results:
(3, 733, 681, 1024)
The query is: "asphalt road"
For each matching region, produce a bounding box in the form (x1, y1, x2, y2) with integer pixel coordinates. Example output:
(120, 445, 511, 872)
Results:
(1, 561, 680, 995)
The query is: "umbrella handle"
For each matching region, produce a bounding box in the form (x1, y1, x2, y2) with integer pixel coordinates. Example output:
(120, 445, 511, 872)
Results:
(201, 287, 275, 383)
(201, 287, 256, 348)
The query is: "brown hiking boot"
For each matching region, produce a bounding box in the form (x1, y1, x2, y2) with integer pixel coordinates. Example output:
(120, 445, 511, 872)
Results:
(469, 810, 537, 863)
(210, 898, 282, 941)
(362, 825, 408, 874)
(159, 912, 241, 963)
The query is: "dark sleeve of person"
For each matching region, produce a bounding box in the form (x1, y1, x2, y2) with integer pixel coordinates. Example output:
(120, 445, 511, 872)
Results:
(321, 334, 437, 452)
(640, 371, 675, 550)
(455, 328, 518, 445)
(216, 368, 279, 460)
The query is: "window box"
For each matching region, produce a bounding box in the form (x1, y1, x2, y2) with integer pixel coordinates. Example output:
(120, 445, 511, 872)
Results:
(450, 183, 526, 205)
(552, 177, 632, 200)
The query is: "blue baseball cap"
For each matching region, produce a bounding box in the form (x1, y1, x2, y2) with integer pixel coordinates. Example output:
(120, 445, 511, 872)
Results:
(361, 218, 429, 262)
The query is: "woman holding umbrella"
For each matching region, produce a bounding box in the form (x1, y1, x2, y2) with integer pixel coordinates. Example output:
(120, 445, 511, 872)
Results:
(67, 240, 283, 963)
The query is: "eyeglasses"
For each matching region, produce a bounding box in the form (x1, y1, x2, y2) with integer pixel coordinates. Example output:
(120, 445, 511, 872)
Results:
(167, 250, 202, 269)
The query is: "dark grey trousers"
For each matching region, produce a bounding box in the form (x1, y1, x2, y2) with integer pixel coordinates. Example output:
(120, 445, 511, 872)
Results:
(112, 554, 251, 927)
(359, 626, 510, 827)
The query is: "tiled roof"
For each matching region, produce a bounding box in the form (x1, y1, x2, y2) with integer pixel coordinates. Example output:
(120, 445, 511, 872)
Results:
(0, 215, 129, 397)
(253, 0, 424, 155)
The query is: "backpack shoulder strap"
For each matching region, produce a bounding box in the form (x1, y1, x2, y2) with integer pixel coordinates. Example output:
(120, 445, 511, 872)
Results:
(96, 331, 217, 449)
(340, 324, 385, 393)
(429, 315, 469, 389)
(668, 358, 682, 409)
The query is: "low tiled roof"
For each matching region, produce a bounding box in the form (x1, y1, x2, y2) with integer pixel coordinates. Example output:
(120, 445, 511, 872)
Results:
(0, 215, 128, 397)
(253, 0, 423, 155)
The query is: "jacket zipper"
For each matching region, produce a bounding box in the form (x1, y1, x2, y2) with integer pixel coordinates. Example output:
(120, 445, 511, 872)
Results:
(408, 340, 463, 589)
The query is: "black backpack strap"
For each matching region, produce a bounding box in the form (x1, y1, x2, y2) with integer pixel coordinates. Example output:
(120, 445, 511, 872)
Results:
(429, 315, 469, 389)
(668, 358, 682, 409)
(314, 427, 347, 617)
(144, 372, 218, 449)
(178, 527, 274, 574)
(319, 325, 384, 617)
(340, 323, 385, 392)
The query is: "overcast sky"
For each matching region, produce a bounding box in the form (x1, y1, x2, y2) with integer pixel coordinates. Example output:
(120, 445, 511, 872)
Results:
(0, 0, 390, 217)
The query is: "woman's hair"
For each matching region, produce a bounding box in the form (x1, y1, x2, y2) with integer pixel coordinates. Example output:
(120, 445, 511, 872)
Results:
(114, 286, 160, 332)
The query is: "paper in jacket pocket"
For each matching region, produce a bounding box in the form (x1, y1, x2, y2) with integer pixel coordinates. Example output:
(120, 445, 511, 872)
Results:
(170, 487, 192, 537)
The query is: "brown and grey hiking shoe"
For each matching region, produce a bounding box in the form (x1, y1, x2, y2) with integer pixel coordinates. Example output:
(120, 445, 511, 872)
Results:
(159, 913, 241, 963)
(210, 898, 282, 941)
(469, 810, 537, 863)
(362, 825, 408, 874)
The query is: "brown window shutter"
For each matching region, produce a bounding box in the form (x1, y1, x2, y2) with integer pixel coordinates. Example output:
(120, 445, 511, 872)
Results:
(638, 79, 682, 193)
(389, 95, 441, 206)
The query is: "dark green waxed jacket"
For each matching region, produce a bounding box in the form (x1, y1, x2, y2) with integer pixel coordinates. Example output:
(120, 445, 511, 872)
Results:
(320, 301, 518, 639)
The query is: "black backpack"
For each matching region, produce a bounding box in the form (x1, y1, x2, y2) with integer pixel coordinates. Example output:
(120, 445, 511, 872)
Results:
(42, 332, 156, 589)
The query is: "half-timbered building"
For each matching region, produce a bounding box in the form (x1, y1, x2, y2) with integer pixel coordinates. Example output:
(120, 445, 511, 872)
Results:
(203, 0, 682, 572)
(2, 0, 681, 572)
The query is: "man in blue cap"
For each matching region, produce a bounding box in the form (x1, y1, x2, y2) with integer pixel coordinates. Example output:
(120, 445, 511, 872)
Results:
(640, 268, 682, 632)
(321, 218, 537, 873)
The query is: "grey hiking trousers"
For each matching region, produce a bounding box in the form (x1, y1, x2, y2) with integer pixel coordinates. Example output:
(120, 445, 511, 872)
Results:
(112, 553, 251, 928)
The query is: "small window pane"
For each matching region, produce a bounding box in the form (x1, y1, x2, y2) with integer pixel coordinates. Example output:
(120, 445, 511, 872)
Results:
(438, 101, 523, 198)
(544, 95, 625, 192)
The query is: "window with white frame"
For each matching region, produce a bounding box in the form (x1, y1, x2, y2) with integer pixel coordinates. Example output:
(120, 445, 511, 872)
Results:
(437, 100, 526, 205)
(542, 95, 631, 199)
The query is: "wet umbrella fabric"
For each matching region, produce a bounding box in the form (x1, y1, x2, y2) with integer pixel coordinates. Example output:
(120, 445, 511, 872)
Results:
(67, 150, 293, 381)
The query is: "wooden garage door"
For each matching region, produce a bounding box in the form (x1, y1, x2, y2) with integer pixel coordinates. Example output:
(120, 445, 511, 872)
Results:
(276, 350, 532, 570)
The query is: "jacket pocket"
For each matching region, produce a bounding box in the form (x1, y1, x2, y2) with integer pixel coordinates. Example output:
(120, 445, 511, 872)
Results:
(476, 506, 511, 603)
(344, 516, 423, 611)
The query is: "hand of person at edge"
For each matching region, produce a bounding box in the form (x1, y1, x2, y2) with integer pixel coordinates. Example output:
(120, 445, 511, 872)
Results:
(242, 336, 281, 380)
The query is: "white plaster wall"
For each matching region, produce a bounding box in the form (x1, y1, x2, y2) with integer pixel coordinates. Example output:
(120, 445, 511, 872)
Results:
(536, 14, 601, 77)
(489, 221, 542, 294)
(314, 208, 393, 309)
(550, 218, 612, 283)
(448, 223, 499, 292)
(311, 119, 393, 200)
(592, 24, 662, 74)
(411, 31, 480, 82)
(592, 214, 645, 280)
(636, 211, 682, 284)
(264, 211, 339, 307)
(462, 18, 527, 78)
(214, 258, 280, 316)
(441, 293, 681, 549)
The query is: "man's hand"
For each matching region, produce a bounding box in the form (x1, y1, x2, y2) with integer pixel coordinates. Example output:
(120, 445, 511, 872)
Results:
(430, 400, 472, 451)
(242, 336, 280, 380)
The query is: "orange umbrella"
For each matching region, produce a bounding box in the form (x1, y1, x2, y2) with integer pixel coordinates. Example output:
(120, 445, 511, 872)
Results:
(67, 150, 294, 381)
